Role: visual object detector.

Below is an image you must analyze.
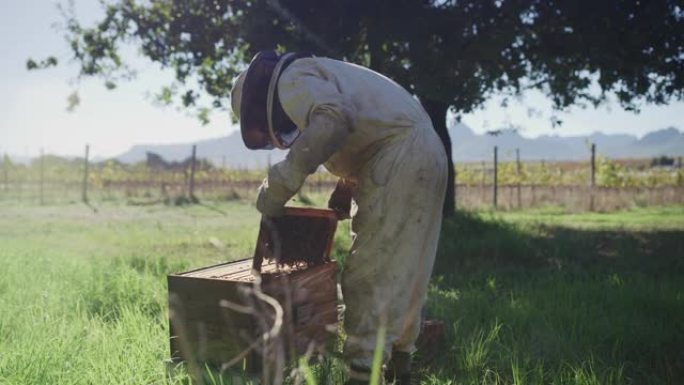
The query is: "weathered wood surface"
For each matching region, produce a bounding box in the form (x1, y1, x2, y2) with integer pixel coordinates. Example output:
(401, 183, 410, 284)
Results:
(168, 258, 338, 372)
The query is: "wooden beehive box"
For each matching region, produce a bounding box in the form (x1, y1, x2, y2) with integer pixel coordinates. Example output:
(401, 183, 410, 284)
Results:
(168, 208, 339, 372)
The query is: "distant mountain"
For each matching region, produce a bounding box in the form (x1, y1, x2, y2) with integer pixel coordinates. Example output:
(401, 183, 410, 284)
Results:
(115, 131, 287, 169)
(449, 124, 684, 162)
(113, 125, 684, 167)
(3, 154, 102, 165)
(2, 154, 32, 165)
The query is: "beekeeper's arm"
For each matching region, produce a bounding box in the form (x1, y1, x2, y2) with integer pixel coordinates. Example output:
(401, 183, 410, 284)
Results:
(256, 67, 354, 217)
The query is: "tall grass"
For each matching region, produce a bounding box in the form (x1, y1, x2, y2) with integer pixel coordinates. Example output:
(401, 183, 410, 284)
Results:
(0, 203, 259, 384)
(1, 203, 682, 384)
(427, 208, 684, 385)
(0, 245, 182, 383)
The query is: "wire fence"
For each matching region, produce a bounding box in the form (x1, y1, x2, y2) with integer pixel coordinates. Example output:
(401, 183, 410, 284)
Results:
(1, 144, 682, 212)
(455, 184, 684, 212)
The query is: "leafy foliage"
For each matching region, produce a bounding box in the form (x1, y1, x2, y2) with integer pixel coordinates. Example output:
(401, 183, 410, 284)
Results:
(33, 0, 684, 117)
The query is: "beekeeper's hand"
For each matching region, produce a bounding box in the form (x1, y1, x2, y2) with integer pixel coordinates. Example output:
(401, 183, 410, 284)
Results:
(328, 178, 356, 220)
(256, 179, 287, 217)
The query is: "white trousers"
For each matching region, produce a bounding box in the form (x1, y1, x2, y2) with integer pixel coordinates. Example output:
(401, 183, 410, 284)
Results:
(341, 126, 448, 368)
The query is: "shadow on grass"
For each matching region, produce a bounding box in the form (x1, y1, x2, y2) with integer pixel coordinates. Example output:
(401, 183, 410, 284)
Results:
(427, 210, 684, 384)
(435, 210, 684, 276)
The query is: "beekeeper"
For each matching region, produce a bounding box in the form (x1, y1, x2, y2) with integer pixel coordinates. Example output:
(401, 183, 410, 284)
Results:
(231, 50, 447, 385)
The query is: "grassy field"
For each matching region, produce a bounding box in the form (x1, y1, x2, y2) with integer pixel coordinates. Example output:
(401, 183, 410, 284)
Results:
(492, 205, 684, 230)
(0, 201, 682, 384)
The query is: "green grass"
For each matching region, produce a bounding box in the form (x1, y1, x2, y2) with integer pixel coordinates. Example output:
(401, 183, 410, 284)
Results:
(0, 202, 263, 384)
(430, 206, 684, 385)
(0, 202, 683, 384)
(490, 205, 684, 230)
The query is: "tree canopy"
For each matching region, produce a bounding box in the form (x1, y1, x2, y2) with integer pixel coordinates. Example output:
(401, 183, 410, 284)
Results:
(33, 0, 684, 215)
(42, 1, 684, 114)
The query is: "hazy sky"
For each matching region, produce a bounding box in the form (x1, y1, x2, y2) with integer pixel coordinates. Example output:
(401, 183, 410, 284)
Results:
(1, 1, 683, 159)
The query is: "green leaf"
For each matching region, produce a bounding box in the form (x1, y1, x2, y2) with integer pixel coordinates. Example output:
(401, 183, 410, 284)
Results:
(66, 91, 81, 112)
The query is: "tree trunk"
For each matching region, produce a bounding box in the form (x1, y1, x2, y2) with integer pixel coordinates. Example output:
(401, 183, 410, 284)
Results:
(421, 99, 455, 217)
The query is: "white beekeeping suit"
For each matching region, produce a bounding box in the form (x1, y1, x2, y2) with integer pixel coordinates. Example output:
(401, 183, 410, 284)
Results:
(232, 53, 447, 380)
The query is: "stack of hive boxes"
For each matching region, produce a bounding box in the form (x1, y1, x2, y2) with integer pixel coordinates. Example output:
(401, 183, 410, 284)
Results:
(168, 208, 339, 372)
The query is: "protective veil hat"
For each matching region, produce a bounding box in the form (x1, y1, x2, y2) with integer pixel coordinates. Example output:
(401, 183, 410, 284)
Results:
(230, 71, 246, 122)
(230, 50, 311, 150)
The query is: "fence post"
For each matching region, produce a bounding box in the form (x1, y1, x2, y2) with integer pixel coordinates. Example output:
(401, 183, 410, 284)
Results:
(82, 144, 89, 203)
(2, 153, 8, 194)
(516, 148, 521, 209)
(454, 166, 458, 210)
(481, 161, 486, 186)
(40, 148, 45, 205)
(493, 146, 498, 210)
(189, 144, 197, 201)
(590, 143, 596, 211)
